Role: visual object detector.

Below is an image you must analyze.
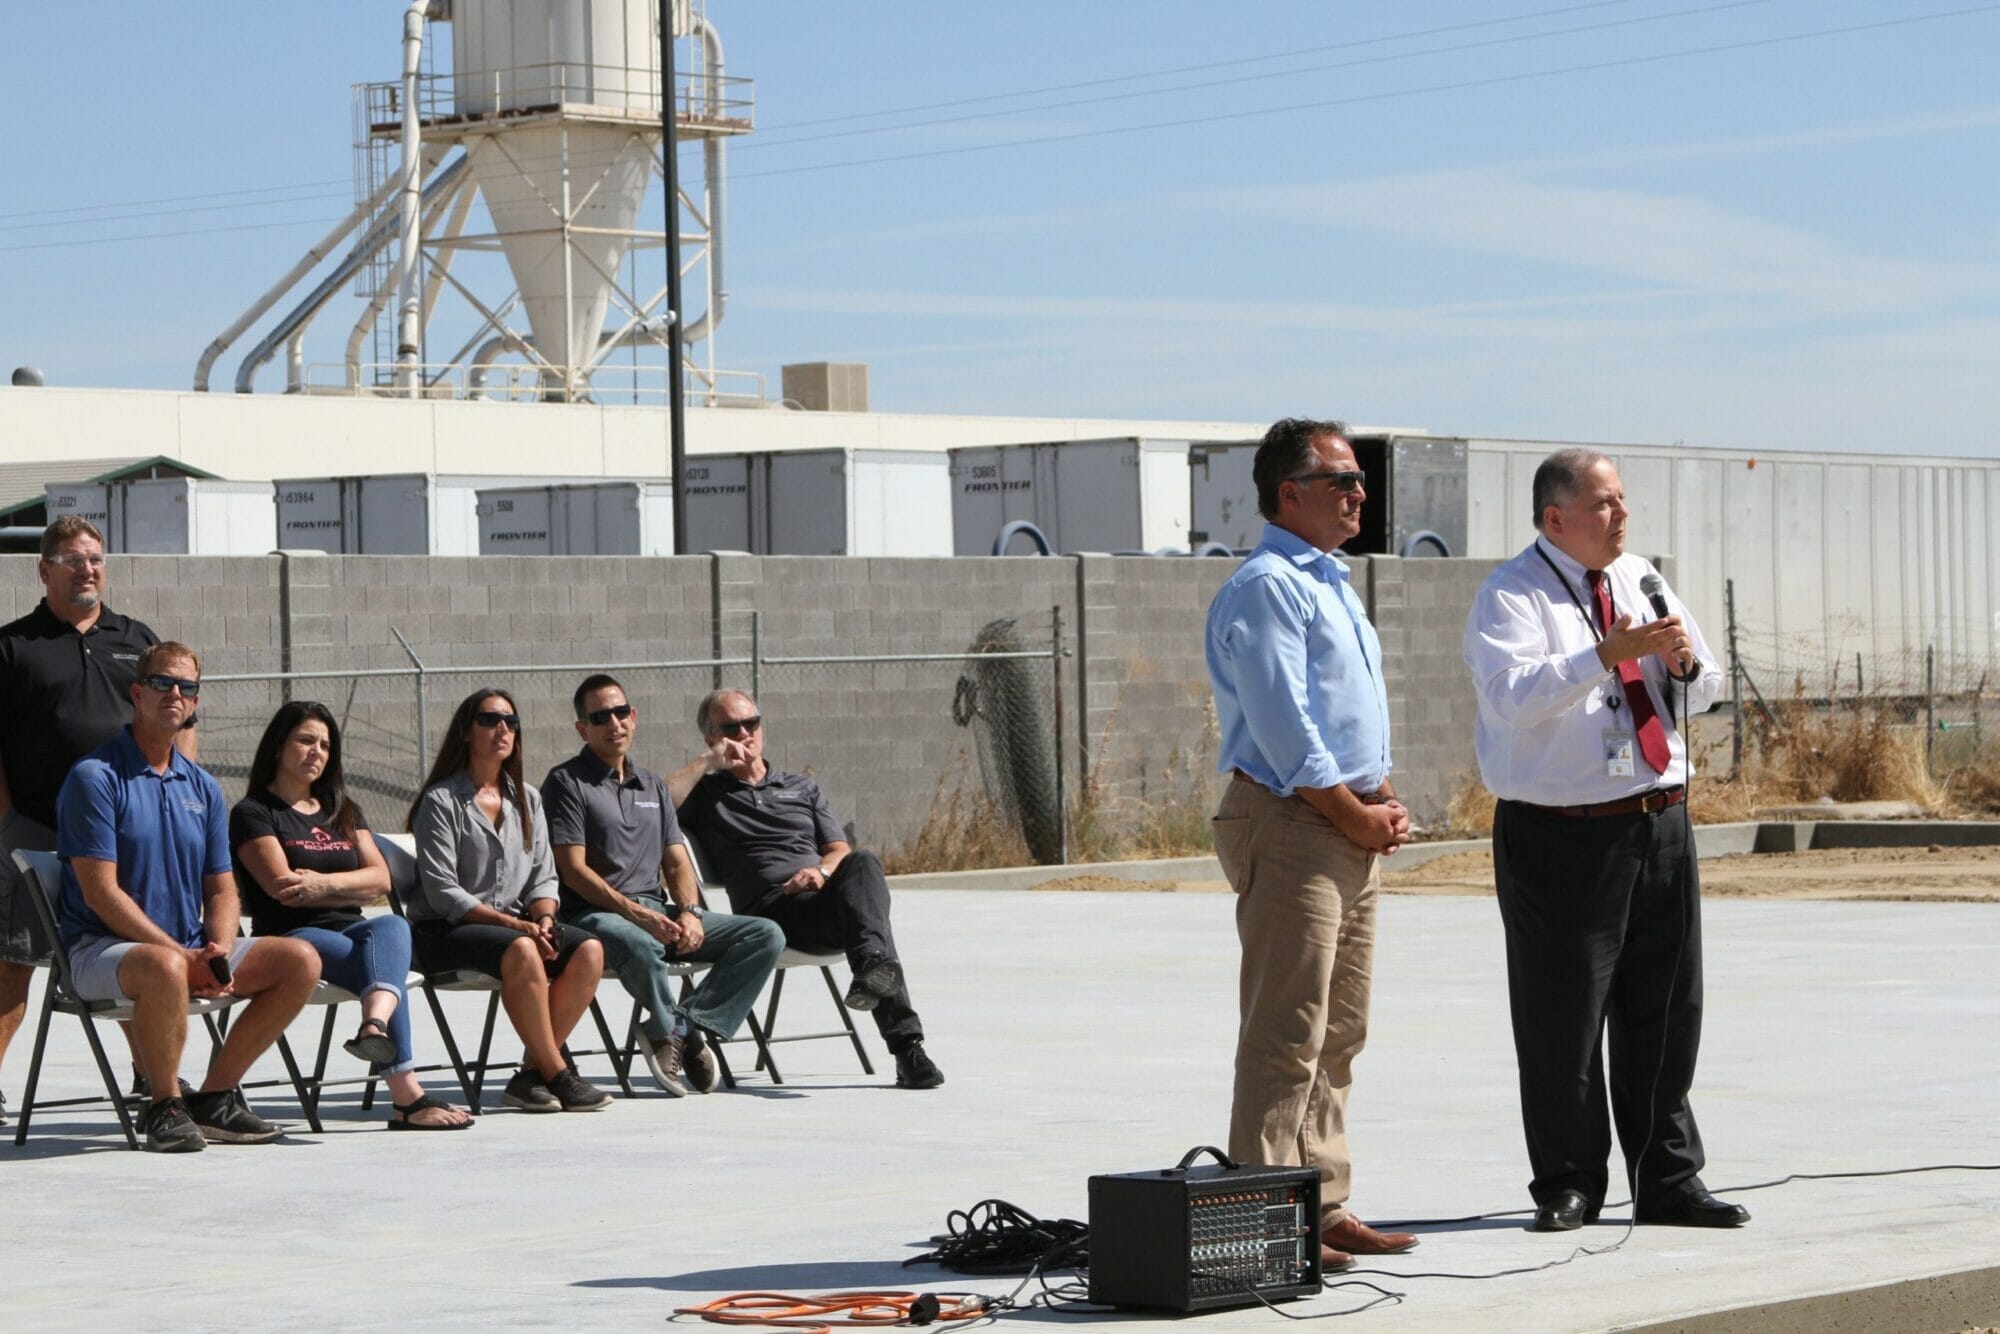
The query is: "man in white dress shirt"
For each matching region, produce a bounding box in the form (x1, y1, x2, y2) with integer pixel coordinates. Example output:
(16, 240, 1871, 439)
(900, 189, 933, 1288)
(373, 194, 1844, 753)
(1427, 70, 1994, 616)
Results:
(1462, 448, 1748, 1233)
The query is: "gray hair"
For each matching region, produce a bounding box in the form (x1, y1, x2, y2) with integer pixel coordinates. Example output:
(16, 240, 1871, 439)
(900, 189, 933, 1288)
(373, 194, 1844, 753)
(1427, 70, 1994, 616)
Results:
(1531, 448, 1611, 530)
(695, 688, 754, 735)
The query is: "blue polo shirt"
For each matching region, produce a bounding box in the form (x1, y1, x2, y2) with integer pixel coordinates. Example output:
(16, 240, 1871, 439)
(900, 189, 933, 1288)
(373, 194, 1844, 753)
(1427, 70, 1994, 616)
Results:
(55, 727, 230, 949)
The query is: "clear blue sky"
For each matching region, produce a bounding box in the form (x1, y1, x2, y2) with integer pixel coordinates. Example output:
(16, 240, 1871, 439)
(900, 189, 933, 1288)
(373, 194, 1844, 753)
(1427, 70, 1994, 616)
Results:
(5, 1, 1997, 455)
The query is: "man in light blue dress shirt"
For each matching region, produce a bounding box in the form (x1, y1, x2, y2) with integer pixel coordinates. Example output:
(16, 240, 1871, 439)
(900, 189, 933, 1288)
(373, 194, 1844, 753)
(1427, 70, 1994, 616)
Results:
(1205, 417, 1415, 1274)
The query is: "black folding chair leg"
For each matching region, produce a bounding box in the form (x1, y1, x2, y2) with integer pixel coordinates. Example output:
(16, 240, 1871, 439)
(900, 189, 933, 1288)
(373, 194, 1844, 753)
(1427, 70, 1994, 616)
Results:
(421, 983, 479, 1113)
(587, 999, 635, 1096)
(819, 965, 876, 1076)
(757, 970, 786, 1073)
(471, 992, 502, 1107)
(78, 1012, 140, 1151)
(13, 977, 60, 1147)
(742, 1006, 782, 1084)
(272, 1033, 324, 1134)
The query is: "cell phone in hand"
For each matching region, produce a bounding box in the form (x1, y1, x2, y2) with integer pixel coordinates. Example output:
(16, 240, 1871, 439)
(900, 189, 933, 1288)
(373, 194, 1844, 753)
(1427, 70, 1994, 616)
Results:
(208, 954, 233, 986)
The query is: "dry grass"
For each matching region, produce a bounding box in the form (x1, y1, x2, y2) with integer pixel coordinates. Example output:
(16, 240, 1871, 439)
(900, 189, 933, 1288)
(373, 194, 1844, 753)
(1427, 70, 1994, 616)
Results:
(881, 758, 1031, 874)
(1070, 703, 1222, 862)
(1438, 773, 1496, 837)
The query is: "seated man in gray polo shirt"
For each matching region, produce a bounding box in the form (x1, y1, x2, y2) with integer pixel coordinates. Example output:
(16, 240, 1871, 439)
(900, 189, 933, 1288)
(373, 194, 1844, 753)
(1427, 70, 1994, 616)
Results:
(542, 674, 784, 1096)
(670, 689, 943, 1091)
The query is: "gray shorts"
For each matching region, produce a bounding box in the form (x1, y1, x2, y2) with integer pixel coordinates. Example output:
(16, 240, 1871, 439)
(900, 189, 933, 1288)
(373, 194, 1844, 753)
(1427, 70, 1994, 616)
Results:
(68, 935, 256, 1004)
(0, 811, 59, 967)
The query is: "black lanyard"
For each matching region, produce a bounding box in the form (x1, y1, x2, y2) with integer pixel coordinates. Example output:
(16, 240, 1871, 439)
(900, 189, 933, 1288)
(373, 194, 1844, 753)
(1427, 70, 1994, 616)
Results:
(1534, 541, 1605, 644)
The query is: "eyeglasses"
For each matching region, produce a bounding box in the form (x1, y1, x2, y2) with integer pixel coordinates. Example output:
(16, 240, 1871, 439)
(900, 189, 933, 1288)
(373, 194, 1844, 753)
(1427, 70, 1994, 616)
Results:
(709, 715, 762, 738)
(584, 704, 634, 726)
(140, 674, 201, 698)
(473, 710, 521, 732)
(1289, 470, 1365, 493)
(45, 552, 106, 570)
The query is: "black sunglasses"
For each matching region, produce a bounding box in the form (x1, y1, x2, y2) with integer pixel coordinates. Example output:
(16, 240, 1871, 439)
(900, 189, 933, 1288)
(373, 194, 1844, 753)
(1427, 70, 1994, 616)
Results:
(1290, 469, 1365, 493)
(710, 715, 762, 738)
(473, 710, 521, 732)
(584, 704, 635, 726)
(140, 674, 201, 698)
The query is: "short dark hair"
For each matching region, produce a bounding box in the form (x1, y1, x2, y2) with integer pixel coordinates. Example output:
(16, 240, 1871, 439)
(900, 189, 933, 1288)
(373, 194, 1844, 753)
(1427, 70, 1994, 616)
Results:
(695, 688, 753, 735)
(573, 673, 624, 719)
(137, 641, 200, 679)
(1253, 417, 1349, 520)
(40, 515, 104, 560)
(1530, 448, 1611, 530)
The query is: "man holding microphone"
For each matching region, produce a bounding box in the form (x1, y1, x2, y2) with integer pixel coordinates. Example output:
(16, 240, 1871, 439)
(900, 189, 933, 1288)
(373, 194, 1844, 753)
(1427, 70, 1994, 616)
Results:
(1463, 448, 1745, 1233)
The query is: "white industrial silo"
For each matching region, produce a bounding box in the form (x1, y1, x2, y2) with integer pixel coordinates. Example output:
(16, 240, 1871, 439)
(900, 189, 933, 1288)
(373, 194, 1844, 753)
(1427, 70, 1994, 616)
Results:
(199, 0, 752, 406)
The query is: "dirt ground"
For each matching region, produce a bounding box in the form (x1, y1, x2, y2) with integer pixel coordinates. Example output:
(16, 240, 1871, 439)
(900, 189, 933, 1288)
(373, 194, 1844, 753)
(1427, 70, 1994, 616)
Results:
(1031, 844, 2000, 902)
(1394, 843, 2000, 902)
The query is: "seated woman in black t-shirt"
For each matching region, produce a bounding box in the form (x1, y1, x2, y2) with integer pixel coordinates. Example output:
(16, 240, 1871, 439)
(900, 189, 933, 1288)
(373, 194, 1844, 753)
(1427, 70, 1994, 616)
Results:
(231, 701, 470, 1130)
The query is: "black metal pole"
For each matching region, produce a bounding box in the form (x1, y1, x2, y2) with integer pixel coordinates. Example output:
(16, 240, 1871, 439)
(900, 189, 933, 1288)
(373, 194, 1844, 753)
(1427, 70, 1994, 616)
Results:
(661, 2, 688, 554)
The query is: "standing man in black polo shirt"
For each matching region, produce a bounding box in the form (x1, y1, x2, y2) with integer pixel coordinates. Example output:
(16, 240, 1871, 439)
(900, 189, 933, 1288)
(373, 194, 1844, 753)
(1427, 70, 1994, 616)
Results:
(0, 516, 193, 1118)
(542, 673, 783, 1097)
(671, 689, 943, 1090)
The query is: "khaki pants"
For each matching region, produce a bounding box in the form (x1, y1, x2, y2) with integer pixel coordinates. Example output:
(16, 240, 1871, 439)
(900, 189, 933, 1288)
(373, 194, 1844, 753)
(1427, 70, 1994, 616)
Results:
(1213, 782, 1379, 1227)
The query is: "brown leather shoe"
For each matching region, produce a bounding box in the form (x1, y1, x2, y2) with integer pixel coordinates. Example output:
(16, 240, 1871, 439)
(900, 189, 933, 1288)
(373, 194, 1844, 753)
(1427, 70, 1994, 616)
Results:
(1322, 1215, 1419, 1255)
(1318, 1243, 1355, 1273)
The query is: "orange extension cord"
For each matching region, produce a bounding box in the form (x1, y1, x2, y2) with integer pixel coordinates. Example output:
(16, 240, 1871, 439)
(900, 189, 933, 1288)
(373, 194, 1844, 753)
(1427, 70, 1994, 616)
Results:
(675, 1290, 993, 1332)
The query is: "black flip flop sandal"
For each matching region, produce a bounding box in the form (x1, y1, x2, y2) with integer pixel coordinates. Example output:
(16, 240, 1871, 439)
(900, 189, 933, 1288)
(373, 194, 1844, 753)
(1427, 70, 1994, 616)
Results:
(387, 1093, 473, 1131)
(343, 1017, 398, 1065)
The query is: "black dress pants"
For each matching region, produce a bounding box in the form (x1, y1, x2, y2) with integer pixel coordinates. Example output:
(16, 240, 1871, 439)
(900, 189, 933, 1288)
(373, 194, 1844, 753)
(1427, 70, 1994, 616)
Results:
(1492, 798, 1708, 1210)
(747, 850, 923, 1054)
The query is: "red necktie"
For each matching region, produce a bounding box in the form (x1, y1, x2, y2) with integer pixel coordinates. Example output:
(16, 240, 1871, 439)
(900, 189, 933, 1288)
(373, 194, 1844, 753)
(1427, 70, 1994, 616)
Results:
(1589, 569, 1670, 776)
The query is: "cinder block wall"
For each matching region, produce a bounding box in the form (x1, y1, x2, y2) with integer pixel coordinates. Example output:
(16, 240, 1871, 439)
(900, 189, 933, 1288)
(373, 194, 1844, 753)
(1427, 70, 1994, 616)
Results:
(2, 551, 1514, 848)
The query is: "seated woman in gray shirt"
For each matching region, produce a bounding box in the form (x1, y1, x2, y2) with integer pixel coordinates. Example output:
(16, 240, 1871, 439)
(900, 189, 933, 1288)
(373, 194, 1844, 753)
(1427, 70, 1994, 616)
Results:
(405, 687, 611, 1114)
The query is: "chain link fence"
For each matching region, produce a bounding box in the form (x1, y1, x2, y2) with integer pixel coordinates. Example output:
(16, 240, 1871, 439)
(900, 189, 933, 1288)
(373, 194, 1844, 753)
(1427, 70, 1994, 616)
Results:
(197, 614, 1068, 865)
(1723, 580, 1998, 776)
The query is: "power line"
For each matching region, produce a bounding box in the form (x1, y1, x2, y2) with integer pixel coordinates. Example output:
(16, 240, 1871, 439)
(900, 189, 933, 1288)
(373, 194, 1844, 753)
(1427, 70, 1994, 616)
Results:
(729, 4, 2000, 183)
(742, 0, 1786, 153)
(0, 177, 350, 224)
(0, 189, 357, 236)
(753, 0, 1652, 132)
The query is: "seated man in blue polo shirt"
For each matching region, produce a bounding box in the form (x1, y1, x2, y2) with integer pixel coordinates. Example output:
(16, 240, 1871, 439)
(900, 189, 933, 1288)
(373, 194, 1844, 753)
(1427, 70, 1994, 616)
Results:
(542, 673, 783, 1097)
(57, 642, 321, 1152)
(670, 689, 943, 1091)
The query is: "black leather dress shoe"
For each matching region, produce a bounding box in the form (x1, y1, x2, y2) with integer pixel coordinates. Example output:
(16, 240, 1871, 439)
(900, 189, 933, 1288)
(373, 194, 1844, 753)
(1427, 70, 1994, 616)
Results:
(1635, 1187, 1750, 1228)
(1531, 1189, 1599, 1232)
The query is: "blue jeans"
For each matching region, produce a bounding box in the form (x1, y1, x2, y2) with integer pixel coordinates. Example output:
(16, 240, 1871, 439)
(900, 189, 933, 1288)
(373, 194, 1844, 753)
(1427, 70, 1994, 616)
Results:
(569, 897, 783, 1043)
(291, 916, 416, 1076)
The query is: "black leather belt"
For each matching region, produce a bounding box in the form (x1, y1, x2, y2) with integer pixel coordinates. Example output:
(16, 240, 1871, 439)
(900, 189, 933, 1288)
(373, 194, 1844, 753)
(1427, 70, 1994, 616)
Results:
(1520, 785, 1685, 819)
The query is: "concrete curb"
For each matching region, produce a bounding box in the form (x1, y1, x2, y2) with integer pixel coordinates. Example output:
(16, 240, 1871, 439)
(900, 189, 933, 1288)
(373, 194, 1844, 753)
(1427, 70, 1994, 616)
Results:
(887, 820, 2000, 892)
(1617, 1260, 2000, 1333)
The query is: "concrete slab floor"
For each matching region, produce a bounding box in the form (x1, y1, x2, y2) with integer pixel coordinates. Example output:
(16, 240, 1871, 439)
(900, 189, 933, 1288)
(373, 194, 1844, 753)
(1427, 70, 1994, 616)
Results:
(3, 891, 1996, 1333)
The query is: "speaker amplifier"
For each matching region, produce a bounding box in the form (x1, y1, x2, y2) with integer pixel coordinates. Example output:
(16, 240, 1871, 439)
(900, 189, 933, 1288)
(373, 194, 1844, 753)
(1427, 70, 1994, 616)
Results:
(1087, 1147, 1321, 1312)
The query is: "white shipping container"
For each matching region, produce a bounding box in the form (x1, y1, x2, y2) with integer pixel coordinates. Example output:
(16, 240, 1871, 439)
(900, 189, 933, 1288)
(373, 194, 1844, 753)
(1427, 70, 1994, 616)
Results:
(686, 450, 952, 555)
(476, 482, 676, 555)
(948, 437, 1193, 555)
(275, 474, 546, 555)
(43, 478, 276, 555)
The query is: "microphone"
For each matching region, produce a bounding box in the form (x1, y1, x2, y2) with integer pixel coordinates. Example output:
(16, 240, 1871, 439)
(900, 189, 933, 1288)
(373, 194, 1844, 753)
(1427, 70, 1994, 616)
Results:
(1639, 572, 1700, 682)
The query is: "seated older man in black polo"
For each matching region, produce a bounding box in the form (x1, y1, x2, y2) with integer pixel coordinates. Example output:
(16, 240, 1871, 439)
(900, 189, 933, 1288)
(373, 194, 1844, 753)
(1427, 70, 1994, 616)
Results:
(669, 689, 942, 1090)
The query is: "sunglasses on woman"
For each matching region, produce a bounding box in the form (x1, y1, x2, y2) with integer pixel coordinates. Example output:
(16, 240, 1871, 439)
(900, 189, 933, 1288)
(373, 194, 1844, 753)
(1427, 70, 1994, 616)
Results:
(473, 710, 521, 732)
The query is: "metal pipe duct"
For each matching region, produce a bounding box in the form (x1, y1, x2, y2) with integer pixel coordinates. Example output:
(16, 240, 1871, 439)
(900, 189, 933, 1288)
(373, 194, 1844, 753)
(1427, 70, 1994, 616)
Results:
(681, 15, 727, 347)
(391, 0, 429, 392)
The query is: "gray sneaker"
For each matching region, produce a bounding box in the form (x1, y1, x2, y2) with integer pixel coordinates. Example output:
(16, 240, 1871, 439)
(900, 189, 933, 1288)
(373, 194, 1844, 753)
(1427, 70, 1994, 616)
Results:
(682, 1032, 720, 1094)
(187, 1088, 284, 1144)
(640, 1034, 689, 1098)
(502, 1068, 560, 1113)
(143, 1096, 207, 1153)
(546, 1068, 613, 1112)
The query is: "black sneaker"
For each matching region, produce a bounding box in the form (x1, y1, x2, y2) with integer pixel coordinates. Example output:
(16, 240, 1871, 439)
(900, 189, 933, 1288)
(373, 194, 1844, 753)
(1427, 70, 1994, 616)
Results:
(186, 1088, 284, 1144)
(503, 1068, 561, 1113)
(546, 1068, 613, 1112)
(843, 955, 904, 1012)
(130, 1070, 196, 1102)
(682, 1031, 719, 1094)
(143, 1096, 206, 1153)
(894, 1041, 944, 1090)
